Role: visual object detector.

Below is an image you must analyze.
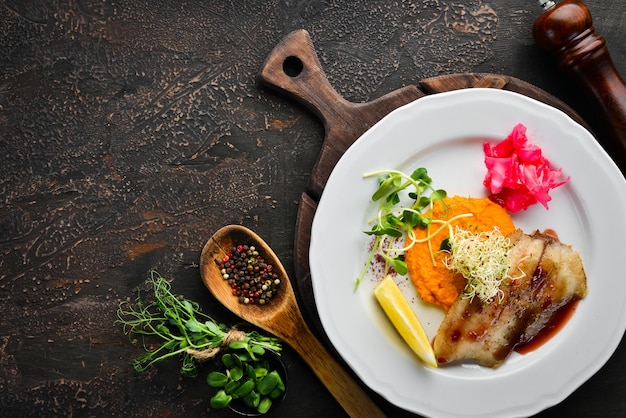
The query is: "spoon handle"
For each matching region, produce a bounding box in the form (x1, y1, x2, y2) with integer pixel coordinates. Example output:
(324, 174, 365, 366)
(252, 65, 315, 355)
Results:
(288, 323, 386, 417)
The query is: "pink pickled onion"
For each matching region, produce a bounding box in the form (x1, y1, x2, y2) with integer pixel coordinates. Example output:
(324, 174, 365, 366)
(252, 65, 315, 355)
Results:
(483, 123, 569, 212)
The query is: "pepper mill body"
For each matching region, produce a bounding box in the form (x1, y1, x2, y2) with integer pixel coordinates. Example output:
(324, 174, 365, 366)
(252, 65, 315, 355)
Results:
(533, 0, 626, 169)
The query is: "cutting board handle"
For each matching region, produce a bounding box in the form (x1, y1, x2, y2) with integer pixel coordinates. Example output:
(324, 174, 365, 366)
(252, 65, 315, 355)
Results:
(533, 0, 626, 168)
(258, 29, 423, 199)
(258, 29, 352, 132)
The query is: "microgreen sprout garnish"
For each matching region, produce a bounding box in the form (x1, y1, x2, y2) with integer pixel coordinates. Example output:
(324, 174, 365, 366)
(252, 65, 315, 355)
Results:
(356, 168, 448, 291)
(207, 348, 286, 414)
(443, 226, 513, 304)
(115, 270, 282, 378)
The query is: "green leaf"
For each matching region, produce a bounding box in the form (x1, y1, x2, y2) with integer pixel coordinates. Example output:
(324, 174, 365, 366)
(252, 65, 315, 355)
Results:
(386, 192, 400, 205)
(384, 213, 403, 228)
(236, 352, 253, 363)
(372, 177, 394, 201)
(207, 371, 229, 387)
(249, 344, 265, 356)
(269, 387, 284, 399)
(440, 237, 452, 252)
(390, 257, 408, 276)
(229, 366, 244, 382)
(243, 391, 260, 408)
(256, 358, 270, 369)
(401, 210, 419, 228)
(378, 226, 403, 238)
(205, 320, 221, 335)
(274, 372, 285, 392)
(245, 363, 256, 379)
(184, 319, 203, 333)
(156, 323, 170, 335)
(257, 371, 279, 395)
(410, 167, 429, 181)
(416, 216, 431, 229)
(233, 379, 255, 398)
(162, 339, 178, 350)
(222, 353, 235, 368)
(254, 366, 269, 379)
(231, 353, 243, 368)
(224, 379, 241, 393)
(228, 340, 248, 350)
(365, 224, 387, 236)
(258, 397, 273, 414)
(416, 196, 431, 209)
(371, 185, 389, 202)
(210, 390, 232, 409)
(182, 300, 194, 315)
(431, 189, 447, 201)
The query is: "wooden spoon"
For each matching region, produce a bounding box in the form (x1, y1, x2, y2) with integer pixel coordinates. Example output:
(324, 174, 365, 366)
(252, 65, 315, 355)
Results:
(199, 224, 386, 418)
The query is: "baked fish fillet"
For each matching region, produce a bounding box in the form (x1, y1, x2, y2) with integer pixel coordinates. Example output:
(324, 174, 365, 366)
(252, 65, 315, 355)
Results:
(433, 229, 587, 368)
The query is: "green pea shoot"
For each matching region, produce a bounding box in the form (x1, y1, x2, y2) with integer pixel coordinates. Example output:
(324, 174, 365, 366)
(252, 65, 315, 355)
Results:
(115, 270, 284, 415)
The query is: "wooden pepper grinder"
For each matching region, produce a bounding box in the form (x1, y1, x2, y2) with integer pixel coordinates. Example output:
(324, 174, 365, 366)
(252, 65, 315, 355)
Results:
(533, 0, 626, 169)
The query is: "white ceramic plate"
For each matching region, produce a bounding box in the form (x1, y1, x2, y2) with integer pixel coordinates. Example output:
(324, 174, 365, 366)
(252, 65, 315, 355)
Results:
(309, 89, 626, 418)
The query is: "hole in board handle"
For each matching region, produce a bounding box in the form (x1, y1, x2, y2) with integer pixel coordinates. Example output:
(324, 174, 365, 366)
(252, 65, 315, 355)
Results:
(283, 56, 303, 77)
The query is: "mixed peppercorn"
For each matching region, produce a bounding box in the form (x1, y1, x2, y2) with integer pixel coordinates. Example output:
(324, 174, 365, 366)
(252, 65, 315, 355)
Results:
(216, 244, 281, 305)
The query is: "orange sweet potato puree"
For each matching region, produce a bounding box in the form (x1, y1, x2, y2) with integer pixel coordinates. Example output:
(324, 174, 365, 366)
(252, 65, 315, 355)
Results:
(405, 196, 515, 310)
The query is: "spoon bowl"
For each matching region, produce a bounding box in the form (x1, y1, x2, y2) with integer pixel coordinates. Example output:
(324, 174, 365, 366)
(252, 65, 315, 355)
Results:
(200, 225, 385, 417)
(199, 224, 295, 331)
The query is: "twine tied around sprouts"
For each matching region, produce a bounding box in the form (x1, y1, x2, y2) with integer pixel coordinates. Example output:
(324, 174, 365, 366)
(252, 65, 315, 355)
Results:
(185, 328, 247, 362)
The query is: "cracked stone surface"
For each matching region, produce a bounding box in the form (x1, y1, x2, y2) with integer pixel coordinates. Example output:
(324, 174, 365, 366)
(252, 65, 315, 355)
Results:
(1, 0, 624, 416)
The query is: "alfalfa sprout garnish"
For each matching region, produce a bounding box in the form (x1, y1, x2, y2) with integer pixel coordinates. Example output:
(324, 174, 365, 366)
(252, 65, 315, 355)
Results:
(444, 226, 513, 304)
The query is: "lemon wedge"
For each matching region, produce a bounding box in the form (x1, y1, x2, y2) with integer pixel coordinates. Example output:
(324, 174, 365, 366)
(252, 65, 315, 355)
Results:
(374, 275, 437, 368)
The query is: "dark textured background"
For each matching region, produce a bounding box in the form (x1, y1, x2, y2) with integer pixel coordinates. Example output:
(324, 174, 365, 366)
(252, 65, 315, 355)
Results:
(1, 0, 625, 416)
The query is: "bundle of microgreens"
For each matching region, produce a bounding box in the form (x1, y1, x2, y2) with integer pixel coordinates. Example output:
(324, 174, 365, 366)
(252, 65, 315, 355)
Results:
(356, 167, 447, 290)
(115, 270, 282, 379)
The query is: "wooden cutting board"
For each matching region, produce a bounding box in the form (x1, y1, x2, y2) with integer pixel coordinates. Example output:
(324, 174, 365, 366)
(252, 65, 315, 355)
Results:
(258, 29, 588, 329)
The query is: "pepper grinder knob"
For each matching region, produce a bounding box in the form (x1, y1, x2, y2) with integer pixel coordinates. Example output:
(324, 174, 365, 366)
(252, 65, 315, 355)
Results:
(533, 0, 626, 168)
